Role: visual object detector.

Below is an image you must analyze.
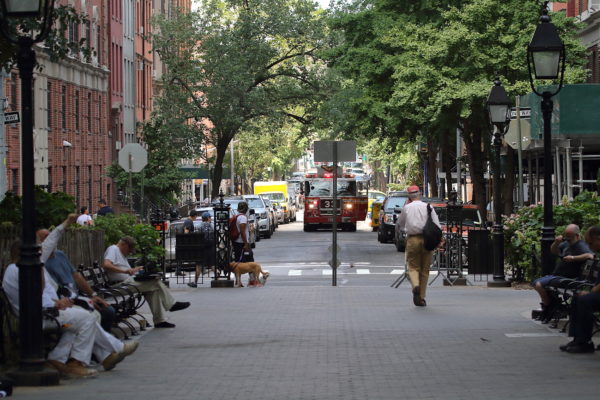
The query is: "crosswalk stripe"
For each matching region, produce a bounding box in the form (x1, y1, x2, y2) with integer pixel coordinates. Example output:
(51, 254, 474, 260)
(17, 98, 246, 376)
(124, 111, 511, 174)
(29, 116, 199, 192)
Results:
(356, 269, 370, 274)
(288, 270, 302, 276)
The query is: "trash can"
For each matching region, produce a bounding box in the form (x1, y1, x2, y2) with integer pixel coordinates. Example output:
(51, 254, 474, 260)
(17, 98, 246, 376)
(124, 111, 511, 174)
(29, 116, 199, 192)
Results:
(468, 229, 492, 275)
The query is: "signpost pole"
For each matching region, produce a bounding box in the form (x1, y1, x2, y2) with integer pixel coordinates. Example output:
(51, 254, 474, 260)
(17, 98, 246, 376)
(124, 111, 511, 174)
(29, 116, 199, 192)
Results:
(128, 153, 133, 211)
(332, 142, 338, 287)
(516, 96, 524, 208)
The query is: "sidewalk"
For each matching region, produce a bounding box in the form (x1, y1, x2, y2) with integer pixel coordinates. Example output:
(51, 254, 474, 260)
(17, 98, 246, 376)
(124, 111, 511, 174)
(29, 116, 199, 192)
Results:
(12, 284, 600, 400)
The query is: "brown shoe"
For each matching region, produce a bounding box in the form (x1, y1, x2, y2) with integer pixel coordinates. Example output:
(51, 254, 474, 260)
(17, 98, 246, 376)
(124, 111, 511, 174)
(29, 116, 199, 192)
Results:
(64, 359, 99, 378)
(45, 359, 69, 374)
(121, 341, 139, 357)
(102, 352, 125, 371)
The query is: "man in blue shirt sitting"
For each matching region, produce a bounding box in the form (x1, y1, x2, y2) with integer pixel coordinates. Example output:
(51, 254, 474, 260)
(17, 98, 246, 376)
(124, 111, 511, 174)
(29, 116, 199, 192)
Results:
(560, 226, 600, 353)
(37, 229, 117, 332)
(532, 224, 593, 323)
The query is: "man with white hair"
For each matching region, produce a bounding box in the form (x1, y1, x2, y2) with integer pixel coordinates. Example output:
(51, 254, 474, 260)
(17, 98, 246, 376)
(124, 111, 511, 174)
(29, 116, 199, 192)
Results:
(396, 185, 440, 307)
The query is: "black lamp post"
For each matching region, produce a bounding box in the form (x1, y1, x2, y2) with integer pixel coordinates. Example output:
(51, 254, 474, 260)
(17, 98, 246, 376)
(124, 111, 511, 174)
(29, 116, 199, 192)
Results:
(0, 0, 59, 386)
(486, 79, 511, 287)
(526, 1, 566, 276)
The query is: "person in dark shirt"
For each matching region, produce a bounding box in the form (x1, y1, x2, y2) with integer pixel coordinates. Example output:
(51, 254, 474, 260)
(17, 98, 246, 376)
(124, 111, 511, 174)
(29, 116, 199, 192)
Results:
(560, 225, 600, 353)
(97, 199, 115, 216)
(532, 224, 593, 323)
(183, 209, 198, 233)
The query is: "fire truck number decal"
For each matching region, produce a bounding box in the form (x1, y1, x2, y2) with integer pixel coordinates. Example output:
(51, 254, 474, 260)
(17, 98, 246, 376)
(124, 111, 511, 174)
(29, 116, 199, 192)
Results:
(320, 199, 341, 208)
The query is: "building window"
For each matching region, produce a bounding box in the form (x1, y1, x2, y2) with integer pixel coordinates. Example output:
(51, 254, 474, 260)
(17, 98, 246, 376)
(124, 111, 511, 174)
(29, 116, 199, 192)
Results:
(48, 167, 52, 192)
(88, 165, 93, 210)
(61, 86, 67, 130)
(47, 81, 52, 130)
(74, 90, 80, 132)
(62, 166, 67, 193)
(10, 75, 17, 111)
(75, 166, 80, 206)
(87, 92, 92, 132)
(11, 169, 18, 194)
(97, 94, 101, 133)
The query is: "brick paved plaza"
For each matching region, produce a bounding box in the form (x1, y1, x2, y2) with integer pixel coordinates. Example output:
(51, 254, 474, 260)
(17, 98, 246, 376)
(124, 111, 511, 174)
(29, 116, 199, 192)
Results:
(11, 283, 599, 400)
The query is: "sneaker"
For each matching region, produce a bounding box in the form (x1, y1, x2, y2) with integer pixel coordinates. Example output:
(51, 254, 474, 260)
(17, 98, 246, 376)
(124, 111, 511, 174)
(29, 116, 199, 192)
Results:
(187, 282, 198, 288)
(169, 301, 190, 312)
(121, 341, 139, 357)
(45, 359, 69, 374)
(64, 359, 99, 378)
(565, 341, 595, 354)
(102, 352, 125, 371)
(559, 340, 576, 351)
(155, 321, 176, 328)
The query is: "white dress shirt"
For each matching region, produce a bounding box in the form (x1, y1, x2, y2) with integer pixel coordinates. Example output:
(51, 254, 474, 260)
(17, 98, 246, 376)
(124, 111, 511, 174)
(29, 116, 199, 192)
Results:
(396, 200, 441, 235)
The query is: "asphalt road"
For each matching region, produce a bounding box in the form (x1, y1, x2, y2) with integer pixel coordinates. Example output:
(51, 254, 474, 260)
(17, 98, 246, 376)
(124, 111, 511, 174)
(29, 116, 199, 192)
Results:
(250, 212, 407, 287)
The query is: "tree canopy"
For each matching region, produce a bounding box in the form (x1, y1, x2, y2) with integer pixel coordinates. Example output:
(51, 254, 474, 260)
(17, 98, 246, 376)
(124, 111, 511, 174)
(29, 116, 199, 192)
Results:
(151, 0, 330, 198)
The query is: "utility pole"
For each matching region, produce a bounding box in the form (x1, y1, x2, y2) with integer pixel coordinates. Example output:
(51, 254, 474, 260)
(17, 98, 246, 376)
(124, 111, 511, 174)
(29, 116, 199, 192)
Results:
(0, 69, 8, 201)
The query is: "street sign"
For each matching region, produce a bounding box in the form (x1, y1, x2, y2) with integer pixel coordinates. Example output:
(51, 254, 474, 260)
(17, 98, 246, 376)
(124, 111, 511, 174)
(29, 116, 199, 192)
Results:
(3, 111, 19, 124)
(118, 143, 148, 172)
(506, 119, 532, 151)
(314, 140, 356, 162)
(510, 107, 531, 120)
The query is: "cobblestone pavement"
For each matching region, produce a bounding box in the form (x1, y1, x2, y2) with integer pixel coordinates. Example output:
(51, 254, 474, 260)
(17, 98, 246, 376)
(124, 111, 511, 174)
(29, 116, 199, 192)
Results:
(12, 284, 600, 400)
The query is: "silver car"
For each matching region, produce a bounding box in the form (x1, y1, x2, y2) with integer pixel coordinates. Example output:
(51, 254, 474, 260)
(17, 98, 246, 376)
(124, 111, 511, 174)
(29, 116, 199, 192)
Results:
(242, 195, 273, 238)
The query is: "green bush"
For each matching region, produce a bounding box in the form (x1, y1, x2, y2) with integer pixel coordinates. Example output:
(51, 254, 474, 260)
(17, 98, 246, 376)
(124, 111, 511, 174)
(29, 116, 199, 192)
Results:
(504, 191, 600, 281)
(88, 214, 164, 264)
(0, 187, 76, 229)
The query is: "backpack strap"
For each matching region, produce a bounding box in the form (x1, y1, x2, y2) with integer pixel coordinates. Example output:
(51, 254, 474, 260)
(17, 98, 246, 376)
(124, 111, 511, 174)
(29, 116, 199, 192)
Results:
(427, 203, 432, 215)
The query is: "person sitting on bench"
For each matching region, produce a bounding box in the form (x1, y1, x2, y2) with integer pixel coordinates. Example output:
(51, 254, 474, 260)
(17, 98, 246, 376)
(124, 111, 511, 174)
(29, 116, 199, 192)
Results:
(103, 236, 190, 328)
(560, 226, 600, 353)
(532, 224, 593, 323)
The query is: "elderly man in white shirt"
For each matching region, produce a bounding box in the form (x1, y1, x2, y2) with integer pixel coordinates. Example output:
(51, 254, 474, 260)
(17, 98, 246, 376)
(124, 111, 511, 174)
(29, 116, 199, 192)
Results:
(103, 236, 190, 328)
(2, 214, 137, 378)
(396, 186, 441, 307)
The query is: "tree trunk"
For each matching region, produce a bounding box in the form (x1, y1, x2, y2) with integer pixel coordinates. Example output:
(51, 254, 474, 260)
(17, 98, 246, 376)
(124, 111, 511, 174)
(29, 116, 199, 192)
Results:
(441, 129, 454, 199)
(462, 123, 488, 220)
(427, 136, 438, 198)
(503, 145, 515, 216)
(211, 142, 229, 199)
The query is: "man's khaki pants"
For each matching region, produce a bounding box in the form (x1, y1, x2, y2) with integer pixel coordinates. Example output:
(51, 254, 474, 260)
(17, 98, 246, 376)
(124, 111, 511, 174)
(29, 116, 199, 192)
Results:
(405, 235, 433, 300)
(123, 277, 176, 324)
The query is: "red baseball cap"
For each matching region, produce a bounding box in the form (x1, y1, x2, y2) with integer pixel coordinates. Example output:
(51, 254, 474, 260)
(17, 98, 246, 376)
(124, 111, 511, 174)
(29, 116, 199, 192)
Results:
(407, 185, 420, 194)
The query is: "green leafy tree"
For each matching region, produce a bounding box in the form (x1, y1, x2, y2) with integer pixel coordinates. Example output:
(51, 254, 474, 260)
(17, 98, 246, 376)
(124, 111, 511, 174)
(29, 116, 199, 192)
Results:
(151, 1, 328, 198)
(328, 0, 588, 213)
(0, 5, 92, 70)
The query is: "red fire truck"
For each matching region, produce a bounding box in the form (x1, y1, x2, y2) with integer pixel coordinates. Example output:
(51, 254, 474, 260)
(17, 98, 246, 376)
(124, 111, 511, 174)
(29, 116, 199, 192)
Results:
(303, 166, 368, 232)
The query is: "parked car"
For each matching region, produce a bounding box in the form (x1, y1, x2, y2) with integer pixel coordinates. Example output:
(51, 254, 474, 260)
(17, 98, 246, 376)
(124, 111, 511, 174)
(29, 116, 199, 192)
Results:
(377, 192, 410, 243)
(260, 194, 285, 224)
(242, 195, 273, 238)
(393, 200, 484, 252)
(261, 198, 279, 230)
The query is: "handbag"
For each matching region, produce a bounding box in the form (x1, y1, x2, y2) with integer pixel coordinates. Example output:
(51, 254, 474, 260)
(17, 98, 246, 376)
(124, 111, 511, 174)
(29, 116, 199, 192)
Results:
(422, 204, 442, 251)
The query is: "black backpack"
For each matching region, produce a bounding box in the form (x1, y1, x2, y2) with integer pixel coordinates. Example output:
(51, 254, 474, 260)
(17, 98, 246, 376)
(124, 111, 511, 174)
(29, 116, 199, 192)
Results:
(422, 204, 442, 251)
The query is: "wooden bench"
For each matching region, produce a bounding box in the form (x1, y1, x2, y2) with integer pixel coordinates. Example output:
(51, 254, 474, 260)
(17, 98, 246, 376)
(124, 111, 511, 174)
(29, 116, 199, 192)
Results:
(78, 262, 149, 339)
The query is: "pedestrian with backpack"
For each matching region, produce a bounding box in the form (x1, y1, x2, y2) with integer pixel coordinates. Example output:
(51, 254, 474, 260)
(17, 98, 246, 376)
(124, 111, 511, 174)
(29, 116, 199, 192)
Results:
(396, 185, 441, 307)
(231, 201, 253, 264)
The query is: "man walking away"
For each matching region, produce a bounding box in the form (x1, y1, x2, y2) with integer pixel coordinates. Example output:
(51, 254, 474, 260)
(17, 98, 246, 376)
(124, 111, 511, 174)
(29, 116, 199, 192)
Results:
(396, 185, 440, 307)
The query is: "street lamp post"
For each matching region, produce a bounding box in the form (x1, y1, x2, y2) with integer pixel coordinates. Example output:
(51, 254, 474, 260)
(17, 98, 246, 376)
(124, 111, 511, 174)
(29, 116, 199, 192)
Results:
(486, 79, 511, 287)
(526, 2, 566, 276)
(0, 0, 59, 386)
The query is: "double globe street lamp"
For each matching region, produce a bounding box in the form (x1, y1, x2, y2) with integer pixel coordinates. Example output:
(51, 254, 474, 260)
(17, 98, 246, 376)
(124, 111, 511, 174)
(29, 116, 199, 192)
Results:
(486, 79, 512, 287)
(0, 0, 59, 386)
(526, 2, 566, 276)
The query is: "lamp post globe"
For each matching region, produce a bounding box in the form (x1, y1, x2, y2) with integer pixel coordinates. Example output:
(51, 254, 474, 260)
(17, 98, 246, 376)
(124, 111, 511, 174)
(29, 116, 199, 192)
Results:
(486, 79, 511, 288)
(0, 0, 44, 17)
(0, 0, 59, 386)
(526, 1, 566, 277)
